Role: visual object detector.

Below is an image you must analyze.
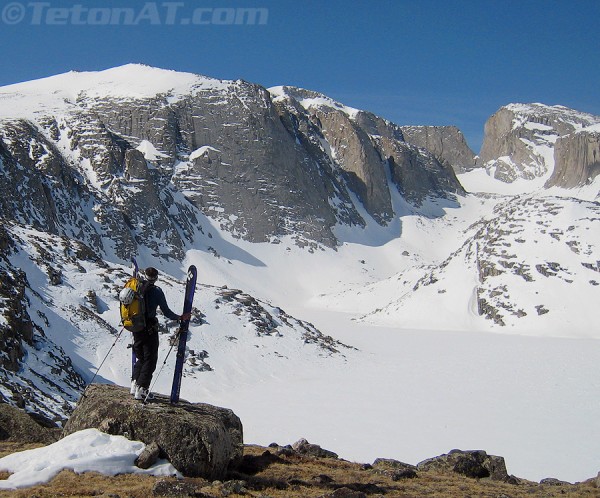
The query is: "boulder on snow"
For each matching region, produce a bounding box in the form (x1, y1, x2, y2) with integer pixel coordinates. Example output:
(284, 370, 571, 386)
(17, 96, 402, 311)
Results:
(62, 384, 243, 479)
(417, 449, 509, 481)
(135, 441, 161, 469)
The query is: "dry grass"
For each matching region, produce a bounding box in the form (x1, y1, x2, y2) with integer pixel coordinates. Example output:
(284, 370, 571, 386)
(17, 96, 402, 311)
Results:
(0, 442, 598, 497)
(0, 441, 45, 458)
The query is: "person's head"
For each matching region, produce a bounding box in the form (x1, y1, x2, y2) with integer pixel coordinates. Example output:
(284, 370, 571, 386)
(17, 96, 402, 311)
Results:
(145, 267, 159, 283)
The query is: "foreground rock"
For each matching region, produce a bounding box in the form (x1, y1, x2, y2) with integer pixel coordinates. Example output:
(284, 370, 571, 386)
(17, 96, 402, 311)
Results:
(62, 384, 243, 479)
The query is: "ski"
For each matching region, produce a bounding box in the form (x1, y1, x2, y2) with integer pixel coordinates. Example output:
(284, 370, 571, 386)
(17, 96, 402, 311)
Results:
(170, 265, 197, 403)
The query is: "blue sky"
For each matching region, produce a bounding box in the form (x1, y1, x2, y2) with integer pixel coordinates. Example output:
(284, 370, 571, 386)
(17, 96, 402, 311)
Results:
(1, 0, 598, 151)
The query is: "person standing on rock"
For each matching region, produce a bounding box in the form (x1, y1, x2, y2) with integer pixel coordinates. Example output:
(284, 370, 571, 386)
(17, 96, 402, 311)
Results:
(131, 267, 191, 400)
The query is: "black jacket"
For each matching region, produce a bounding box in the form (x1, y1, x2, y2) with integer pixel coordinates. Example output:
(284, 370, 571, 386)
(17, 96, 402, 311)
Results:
(144, 284, 180, 321)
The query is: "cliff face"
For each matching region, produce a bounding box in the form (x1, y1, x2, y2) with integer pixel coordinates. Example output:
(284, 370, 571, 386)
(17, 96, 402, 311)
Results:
(547, 127, 600, 188)
(401, 125, 476, 173)
(270, 86, 465, 215)
(478, 103, 600, 187)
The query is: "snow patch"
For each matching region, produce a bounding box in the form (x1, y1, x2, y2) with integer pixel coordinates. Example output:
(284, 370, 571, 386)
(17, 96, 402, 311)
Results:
(189, 146, 220, 161)
(136, 140, 169, 161)
(0, 429, 180, 489)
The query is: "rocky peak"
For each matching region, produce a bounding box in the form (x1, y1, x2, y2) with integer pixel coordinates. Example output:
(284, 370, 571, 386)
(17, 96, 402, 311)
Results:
(270, 85, 465, 213)
(478, 103, 600, 186)
(401, 125, 476, 173)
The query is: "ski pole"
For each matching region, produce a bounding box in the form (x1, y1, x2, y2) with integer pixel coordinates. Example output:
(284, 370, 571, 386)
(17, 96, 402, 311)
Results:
(143, 333, 178, 404)
(82, 326, 125, 398)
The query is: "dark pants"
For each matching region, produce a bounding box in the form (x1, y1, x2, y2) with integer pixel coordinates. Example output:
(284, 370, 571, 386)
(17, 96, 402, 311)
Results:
(132, 325, 159, 389)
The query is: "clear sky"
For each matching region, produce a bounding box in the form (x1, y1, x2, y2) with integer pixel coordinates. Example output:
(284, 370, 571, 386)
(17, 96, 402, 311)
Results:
(1, 0, 598, 151)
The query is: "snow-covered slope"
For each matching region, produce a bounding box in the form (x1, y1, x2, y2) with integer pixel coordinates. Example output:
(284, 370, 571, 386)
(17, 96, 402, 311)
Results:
(0, 64, 230, 120)
(0, 221, 353, 423)
(338, 195, 600, 337)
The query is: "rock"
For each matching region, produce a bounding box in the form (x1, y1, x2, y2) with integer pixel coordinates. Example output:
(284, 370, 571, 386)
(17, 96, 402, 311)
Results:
(372, 458, 418, 481)
(401, 125, 477, 173)
(135, 441, 161, 469)
(292, 438, 338, 459)
(324, 488, 367, 498)
(222, 479, 248, 494)
(152, 478, 211, 497)
(391, 469, 418, 480)
(372, 457, 416, 471)
(505, 474, 521, 485)
(62, 384, 243, 479)
(0, 403, 60, 444)
(308, 105, 394, 224)
(548, 129, 600, 188)
(417, 449, 509, 481)
(540, 477, 571, 486)
(372, 458, 418, 480)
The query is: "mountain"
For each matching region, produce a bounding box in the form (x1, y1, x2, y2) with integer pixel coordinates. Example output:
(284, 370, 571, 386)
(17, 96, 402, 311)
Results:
(478, 103, 600, 189)
(0, 64, 464, 260)
(0, 64, 473, 424)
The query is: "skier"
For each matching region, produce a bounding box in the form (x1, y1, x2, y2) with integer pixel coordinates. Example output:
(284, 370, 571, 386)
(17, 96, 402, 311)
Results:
(131, 267, 191, 400)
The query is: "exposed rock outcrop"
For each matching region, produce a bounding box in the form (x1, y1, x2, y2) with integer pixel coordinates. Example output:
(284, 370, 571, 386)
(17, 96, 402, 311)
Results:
(0, 225, 84, 424)
(271, 86, 465, 212)
(401, 125, 477, 173)
(547, 128, 600, 188)
(291, 438, 339, 459)
(417, 449, 509, 481)
(0, 403, 60, 444)
(478, 103, 600, 185)
(62, 384, 243, 479)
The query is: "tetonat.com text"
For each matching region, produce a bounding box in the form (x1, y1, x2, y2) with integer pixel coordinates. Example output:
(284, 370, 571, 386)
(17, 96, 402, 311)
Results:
(1, 2, 269, 26)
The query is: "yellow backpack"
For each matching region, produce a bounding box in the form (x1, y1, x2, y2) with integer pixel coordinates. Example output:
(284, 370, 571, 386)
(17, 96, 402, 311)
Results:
(119, 277, 148, 332)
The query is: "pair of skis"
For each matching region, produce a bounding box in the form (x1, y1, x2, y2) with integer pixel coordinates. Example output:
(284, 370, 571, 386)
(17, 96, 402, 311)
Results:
(131, 258, 197, 403)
